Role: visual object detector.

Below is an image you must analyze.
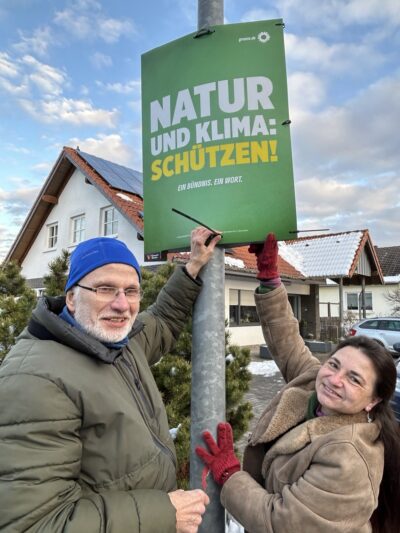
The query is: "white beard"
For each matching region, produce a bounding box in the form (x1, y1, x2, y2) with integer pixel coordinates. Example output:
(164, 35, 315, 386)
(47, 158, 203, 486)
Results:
(73, 295, 134, 343)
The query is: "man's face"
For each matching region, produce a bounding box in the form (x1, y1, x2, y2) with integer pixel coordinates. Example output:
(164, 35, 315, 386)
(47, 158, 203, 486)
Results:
(66, 263, 140, 343)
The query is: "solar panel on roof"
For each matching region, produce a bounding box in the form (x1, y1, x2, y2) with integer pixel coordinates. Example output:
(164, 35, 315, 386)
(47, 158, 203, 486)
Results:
(79, 151, 143, 196)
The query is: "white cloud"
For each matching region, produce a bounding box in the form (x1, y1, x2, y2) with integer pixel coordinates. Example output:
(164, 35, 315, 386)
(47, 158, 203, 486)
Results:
(295, 174, 400, 245)
(0, 224, 18, 261)
(21, 55, 67, 96)
(0, 186, 40, 206)
(0, 76, 28, 96)
(276, 0, 400, 34)
(80, 85, 89, 96)
(68, 133, 134, 166)
(54, 9, 93, 40)
(0, 186, 40, 251)
(288, 72, 326, 113)
(31, 162, 52, 173)
(285, 33, 385, 75)
(4, 144, 31, 155)
(90, 52, 113, 69)
(0, 54, 67, 99)
(96, 79, 140, 94)
(0, 182, 41, 259)
(291, 74, 400, 180)
(240, 8, 279, 23)
(0, 52, 19, 78)
(97, 18, 135, 44)
(13, 26, 54, 57)
(54, 2, 135, 43)
(18, 97, 119, 127)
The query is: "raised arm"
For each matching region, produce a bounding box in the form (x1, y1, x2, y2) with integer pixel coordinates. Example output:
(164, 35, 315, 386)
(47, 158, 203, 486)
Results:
(249, 233, 320, 383)
(137, 227, 221, 365)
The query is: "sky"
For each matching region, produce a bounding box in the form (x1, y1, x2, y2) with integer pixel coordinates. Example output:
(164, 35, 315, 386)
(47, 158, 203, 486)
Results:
(0, 0, 399, 260)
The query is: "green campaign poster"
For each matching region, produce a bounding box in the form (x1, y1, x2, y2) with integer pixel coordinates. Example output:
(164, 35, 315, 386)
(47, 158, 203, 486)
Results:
(141, 19, 297, 258)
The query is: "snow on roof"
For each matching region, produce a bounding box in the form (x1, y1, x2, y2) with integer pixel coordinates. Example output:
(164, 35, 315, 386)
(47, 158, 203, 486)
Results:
(284, 231, 364, 277)
(116, 192, 134, 202)
(225, 256, 245, 269)
(384, 275, 400, 284)
(325, 278, 338, 285)
(278, 242, 305, 275)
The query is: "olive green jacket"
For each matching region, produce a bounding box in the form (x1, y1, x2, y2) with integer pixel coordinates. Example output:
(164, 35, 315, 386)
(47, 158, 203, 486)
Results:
(221, 285, 383, 533)
(0, 267, 201, 533)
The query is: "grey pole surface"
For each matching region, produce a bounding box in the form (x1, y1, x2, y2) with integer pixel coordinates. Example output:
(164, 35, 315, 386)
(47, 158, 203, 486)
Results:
(190, 248, 226, 531)
(198, 0, 223, 29)
(190, 3, 225, 532)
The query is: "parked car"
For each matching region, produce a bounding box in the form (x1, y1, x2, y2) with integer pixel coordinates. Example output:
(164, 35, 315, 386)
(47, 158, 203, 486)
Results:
(390, 343, 400, 423)
(347, 317, 400, 354)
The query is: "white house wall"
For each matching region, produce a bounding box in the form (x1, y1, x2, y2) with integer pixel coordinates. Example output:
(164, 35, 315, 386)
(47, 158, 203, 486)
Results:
(319, 283, 399, 318)
(225, 276, 264, 347)
(224, 276, 311, 347)
(21, 169, 144, 280)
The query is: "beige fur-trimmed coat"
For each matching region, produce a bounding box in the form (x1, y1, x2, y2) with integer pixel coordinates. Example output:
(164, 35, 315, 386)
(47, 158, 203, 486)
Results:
(221, 285, 383, 533)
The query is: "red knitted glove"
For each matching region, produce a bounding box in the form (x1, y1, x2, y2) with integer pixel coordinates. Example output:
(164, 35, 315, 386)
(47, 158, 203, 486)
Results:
(195, 422, 240, 486)
(248, 233, 279, 281)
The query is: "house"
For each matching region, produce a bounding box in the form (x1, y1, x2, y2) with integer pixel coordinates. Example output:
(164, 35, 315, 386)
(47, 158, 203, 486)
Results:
(6, 147, 145, 293)
(319, 245, 400, 330)
(5, 146, 385, 347)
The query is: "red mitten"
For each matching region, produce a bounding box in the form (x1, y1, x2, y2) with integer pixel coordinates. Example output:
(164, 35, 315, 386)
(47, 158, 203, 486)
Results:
(248, 233, 279, 281)
(196, 423, 240, 486)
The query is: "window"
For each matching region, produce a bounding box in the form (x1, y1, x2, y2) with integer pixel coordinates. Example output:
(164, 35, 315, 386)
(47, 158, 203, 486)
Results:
(360, 320, 379, 329)
(347, 292, 372, 311)
(388, 320, 400, 331)
(71, 215, 85, 244)
(102, 206, 118, 236)
(229, 289, 259, 326)
(47, 223, 58, 249)
(377, 320, 400, 331)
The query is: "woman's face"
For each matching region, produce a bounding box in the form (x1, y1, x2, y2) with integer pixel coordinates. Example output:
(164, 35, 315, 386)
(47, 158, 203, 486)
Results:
(315, 345, 381, 416)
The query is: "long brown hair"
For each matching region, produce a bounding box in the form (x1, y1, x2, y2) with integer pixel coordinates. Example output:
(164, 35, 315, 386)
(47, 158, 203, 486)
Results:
(333, 336, 400, 532)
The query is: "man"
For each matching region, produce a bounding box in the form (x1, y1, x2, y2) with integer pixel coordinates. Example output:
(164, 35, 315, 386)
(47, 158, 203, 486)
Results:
(0, 227, 220, 533)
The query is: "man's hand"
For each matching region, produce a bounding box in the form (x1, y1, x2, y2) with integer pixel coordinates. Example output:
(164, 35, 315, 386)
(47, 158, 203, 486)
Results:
(168, 488, 210, 533)
(186, 227, 222, 279)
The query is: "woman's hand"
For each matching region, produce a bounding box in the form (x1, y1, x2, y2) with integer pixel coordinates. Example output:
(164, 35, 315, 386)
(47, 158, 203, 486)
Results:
(196, 422, 240, 485)
(248, 233, 279, 281)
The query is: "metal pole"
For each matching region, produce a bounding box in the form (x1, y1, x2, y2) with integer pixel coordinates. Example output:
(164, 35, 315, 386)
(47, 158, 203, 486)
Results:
(190, 4, 225, 532)
(190, 248, 226, 531)
(361, 277, 366, 318)
(198, 0, 223, 29)
(339, 277, 344, 339)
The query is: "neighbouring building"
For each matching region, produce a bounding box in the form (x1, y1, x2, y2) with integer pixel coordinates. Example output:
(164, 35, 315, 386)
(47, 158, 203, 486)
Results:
(6, 146, 389, 347)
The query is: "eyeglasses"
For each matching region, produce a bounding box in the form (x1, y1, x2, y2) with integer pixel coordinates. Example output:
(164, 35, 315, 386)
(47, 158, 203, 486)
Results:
(76, 283, 143, 302)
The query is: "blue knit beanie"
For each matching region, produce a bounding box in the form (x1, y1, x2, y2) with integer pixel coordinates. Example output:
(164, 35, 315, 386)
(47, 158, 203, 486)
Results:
(65, 237, 141, 292)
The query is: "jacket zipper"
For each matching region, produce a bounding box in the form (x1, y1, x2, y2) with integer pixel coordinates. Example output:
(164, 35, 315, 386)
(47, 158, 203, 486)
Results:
(115, 355, 177, 468)
(120, 356, 155, 418)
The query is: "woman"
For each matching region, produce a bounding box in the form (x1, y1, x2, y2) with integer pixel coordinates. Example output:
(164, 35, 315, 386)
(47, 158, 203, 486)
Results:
(196, 234, 400, 532)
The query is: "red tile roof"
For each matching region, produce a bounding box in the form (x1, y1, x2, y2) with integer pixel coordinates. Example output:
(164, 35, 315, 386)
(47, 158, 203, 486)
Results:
(64, 147, 144, 233)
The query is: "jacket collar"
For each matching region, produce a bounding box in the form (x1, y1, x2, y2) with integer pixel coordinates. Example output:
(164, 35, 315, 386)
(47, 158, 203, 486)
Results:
(250, 382, 375, 446)
(261, 409, 376, 476)
(250, 368, 319, 445)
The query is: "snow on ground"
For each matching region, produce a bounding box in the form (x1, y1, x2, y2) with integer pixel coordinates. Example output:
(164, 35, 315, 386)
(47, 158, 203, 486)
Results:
(248, 360, 279, 377)
(226, 514, 244, 532)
